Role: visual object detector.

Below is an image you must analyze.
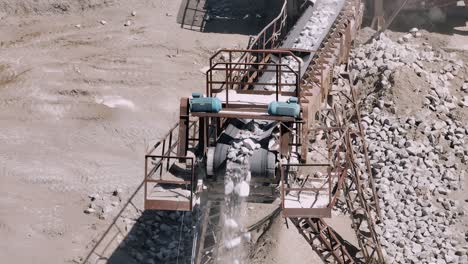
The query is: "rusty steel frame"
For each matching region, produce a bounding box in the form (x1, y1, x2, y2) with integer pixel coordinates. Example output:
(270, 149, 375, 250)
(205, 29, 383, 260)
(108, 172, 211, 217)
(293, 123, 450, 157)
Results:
(144, 120, 200, 211)
(280, 125, 349, 218)
(248, 0, 289, 50)
(321, 70, 383, 263)
(285, 114, 359, 263)
(206, 49, 302, 104)
(144, 155, 195, 211)
(289, 99, 384, 263)
(342, 131, 384, 263)
(290, 217, 356, 263)
(83, 0, 374, 263)
(349, 86, 382, 221)
(285, 1, 385, 263)
(281, 163, 333, 218)
(334, 72, 382, 222)
(153, 0, 387, 263)
(340, 85, 383, 263)
(319, 85, 384, 263)
(299, 0, 364, 163)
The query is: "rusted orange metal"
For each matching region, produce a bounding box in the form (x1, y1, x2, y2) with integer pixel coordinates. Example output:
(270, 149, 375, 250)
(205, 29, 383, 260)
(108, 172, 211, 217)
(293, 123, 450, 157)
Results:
(371, 0, 385, 30)
(144, 120, 199, 211)
(248, 0, 289, 50)
(160, 0, 386, 262)
(290, 217, 357, 263)
(206, 49, 302, 100)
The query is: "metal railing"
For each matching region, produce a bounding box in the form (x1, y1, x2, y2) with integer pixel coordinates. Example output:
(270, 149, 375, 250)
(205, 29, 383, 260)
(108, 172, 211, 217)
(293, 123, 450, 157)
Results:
(280, 161, 333, 218)
(248, 0, 289, 50)
(280, 126, 350, 218)
(144, 155, 195, 211)
(144, 120, 199, 211)
(81, 120, 199, 263)
(179, 0, 207, 30)
(203, 0, 290, 103)
(146, 120, 199, 158)
(206, 49, 302, 106)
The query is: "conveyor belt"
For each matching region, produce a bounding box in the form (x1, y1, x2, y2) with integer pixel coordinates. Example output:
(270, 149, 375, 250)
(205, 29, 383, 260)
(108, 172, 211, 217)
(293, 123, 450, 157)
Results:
(211, 119, 277, 179)
(256, 0, 346, 91)
(86, 1, 381, 264)
(193, 0, 385, 263)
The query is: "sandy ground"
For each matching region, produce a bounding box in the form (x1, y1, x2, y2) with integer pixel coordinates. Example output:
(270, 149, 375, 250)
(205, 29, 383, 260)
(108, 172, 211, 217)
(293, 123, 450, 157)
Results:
(0, 1, 246, 263)
(250, 216, 322, 264)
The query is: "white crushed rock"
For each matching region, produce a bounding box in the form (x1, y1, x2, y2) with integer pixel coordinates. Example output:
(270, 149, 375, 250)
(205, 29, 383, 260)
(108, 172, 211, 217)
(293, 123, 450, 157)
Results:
(262, 0, 345, 92)
(349, 30, 468, 264)
(293, 0, 345, 50)
(221, 121, 271, 263)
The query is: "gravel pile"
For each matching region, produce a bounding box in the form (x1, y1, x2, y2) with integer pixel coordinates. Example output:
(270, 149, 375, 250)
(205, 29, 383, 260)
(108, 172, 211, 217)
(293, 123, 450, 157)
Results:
(83, 190, 194, 264)
(348, 30, 468, 263)
(116, 210, 193, 264)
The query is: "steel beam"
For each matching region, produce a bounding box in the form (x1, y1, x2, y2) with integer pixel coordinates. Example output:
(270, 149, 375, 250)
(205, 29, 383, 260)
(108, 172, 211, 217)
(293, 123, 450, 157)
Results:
(371, 0, 385, 30)
(290, 218, 357, 263)
(177, 97, 190, 158)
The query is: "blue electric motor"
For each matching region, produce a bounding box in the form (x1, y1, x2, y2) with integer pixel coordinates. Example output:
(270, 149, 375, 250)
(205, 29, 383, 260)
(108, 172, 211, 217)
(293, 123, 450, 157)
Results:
(268, 97, 300, 118)
(190, 93, 222, 113)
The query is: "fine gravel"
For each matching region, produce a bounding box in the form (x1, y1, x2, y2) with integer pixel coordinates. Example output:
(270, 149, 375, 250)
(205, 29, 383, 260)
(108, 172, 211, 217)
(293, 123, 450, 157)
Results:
(349, 29, 468, 264)
(109, 210, 194, 264)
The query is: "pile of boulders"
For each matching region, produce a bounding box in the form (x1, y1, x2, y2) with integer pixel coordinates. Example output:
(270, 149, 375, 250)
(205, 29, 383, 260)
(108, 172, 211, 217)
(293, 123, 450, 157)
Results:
(83, 189, 193, 264)
(118, 210, 193, 264)
(349, 30, 468, 263)
(357, 105, 467, 263)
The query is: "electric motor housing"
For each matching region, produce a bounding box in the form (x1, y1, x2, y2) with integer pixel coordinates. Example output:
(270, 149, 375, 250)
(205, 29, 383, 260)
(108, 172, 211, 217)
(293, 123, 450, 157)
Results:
(268, 97, 300, 117)
(190, 93, 222, 113)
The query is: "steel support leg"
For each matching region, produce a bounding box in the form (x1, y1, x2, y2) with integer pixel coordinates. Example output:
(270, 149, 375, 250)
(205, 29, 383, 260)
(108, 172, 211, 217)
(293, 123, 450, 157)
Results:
(290, 218, 357, 263)
(371, 0, 385, 30)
